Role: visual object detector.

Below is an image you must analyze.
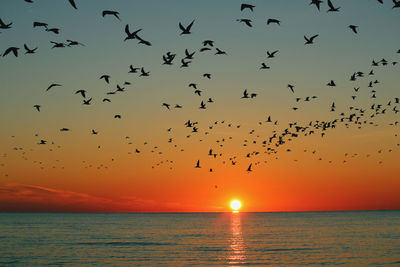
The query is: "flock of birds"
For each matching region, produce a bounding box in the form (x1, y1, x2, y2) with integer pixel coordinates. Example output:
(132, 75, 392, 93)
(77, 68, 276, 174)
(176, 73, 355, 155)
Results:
(1, 0, 399, 180)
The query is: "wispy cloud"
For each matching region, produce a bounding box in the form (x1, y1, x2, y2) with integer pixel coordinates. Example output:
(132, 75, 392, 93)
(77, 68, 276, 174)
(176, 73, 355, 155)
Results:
(0, 183, 190, 212)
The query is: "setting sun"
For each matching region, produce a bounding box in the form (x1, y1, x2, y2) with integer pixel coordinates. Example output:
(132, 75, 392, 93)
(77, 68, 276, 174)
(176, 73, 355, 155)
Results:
(230, 200, 242, 211)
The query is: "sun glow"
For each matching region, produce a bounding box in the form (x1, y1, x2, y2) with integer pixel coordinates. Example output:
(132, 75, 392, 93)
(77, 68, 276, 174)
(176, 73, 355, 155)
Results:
(230, 200, 242, 211)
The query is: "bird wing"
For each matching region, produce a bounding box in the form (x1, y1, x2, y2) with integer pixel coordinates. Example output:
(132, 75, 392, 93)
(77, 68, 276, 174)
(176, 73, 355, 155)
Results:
(68, 0, 77, 9)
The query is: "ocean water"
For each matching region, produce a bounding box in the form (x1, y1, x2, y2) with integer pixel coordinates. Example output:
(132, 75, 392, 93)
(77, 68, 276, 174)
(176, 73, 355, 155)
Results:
(0, 211, 399, 266)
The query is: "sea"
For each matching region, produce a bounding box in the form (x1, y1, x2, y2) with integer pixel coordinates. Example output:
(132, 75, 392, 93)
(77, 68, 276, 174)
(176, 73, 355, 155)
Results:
(0, 211, 399, 266)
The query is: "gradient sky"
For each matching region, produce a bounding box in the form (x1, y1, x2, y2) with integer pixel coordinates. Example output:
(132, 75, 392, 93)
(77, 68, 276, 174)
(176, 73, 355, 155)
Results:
(0, 0, 399, 212)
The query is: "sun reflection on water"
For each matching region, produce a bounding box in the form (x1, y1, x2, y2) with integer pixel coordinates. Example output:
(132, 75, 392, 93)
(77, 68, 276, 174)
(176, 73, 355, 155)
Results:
(228, 212, 246, 265)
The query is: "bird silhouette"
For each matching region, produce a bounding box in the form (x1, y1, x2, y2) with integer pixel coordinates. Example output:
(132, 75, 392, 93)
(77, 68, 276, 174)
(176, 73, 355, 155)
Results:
(33, 105, 41, 112)
(124, 24, 142, 41)
(267, 19, 280, 25)
(304, 34, 319, 44)
(75, 90, 86, 98)
(3, 47, 19, 57)
(237, 19, 252, 27)
(195, 160, 200, 168)
(46, 83, 61, 91)
(23, 44, 37, 54)
(327, 0, 340, 12)
(102, 10, 120, 20)
(241, 4, 255, 11)
(267, 50, 278, 58)
(68, 0, 77, 9)
(349, 25, 358, 34)
(179, 20, 195, 35)
(100, 75, 110, 83)
(0, 18, 12, 29)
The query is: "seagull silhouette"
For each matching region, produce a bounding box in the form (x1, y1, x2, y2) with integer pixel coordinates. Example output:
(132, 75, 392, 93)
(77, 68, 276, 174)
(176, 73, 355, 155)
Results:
(267, 50, 278, 58)
(102, 10, 120, 20)
(304, 34, 319, 44)
(0, 18, 12, 29)
(179, 20, 195, 35)
(195, 160, 200, 168)
(33, 105, 41, 112)
(327, 0, 340, 12)
(46, 83, 61, 91)
(237, 19, 252, 27)
(3, 47, 19, 57)
(241, 3, 255, 11)
(68, 0, 77, 9)
(100, 75, 110, 83)
(267, 19, 280, 25)
(124, 24, 142, 41)
(349, 25, 358, 34)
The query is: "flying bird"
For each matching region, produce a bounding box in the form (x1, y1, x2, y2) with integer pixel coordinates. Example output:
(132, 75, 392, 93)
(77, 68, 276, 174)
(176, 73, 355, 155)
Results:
(195, 160, 200, 168)
(288, 84, 295, 93)
(348, 25, 358, 34)
(237, 19, 252, 27)
(179, 20, 195, 35)
(124, 24, 142, 41)
(68, 0, 77, 9)
(24, 44, 37, 54)
(33, 105, 41, 112)
(304, 34, 319, 44)
(327, 0, 340, 12)
(3, 47, 19, 57)
(100, 75, 110, 83)
(267, 50, 278, 58)
(102, 10, 120, 20)
(310, 0, 323, 11)
(46, 83, 61, 91)
(267, 19, 280, 25)
(241, 3, 255, 11)
(0, 18, 12, 29)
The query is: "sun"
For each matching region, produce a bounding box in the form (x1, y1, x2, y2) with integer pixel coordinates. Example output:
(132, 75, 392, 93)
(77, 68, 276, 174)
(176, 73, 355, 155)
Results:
(230, 200, 242, 211)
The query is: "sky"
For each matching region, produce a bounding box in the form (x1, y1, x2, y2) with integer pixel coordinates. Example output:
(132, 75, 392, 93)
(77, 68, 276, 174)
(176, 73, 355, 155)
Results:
(0, 0, 399, 212)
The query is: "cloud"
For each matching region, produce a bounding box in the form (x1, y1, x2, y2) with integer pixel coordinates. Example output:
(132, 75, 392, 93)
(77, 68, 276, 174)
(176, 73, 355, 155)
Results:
(0, 184, 195, 212)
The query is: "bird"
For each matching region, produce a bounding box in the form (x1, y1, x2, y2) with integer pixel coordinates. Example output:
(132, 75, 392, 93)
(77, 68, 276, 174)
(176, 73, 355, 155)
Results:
(24, 44, 37, 54)
(100, 75, 110, 83)
(114, 115, 121, 119)
(0, 18, 12, 29)
(140, 68, 150, 76)
(102, 10, 120, 20)
(46, 28, 60, 34)
(288, 84, 295, 93)
(267, 50, 278, 58)
(203, 73, 211, 79)
(33, 105, 41, 112)
(237, 19, 252, 27)
(129, 65, 140, 73)
(184, 49, 195, 59)
(195, 160, 200, 168)
(50, 41, 65, 48)
(310, 0, 323, 11)
(75, 90, 86, 98)
(3, 47, 19, 57)
(327, 0, 340, 12)
(327, 80, 336, 86)
(103, 98, 111, 103)
(162, 103, 170, 110)
(304, 34, 319, 44)
(260, 63, 270, 70)
(241, 4, 255, 11)
(68, 0, 77, 9)
(349, 25, 358, 34)
(215, 48, 227, 55)
(267, 19, 280, 25)
(46, 83, 61, 91)
(203, 40, 214, 47)
(124, 24, 142, 41)
(60, 128, 70, 132)
(91, 129, 98, 135)
(66, 40, 84, 47)
(242, 89, 249, 98)
(179, 20, 195, 35)
(83, 98, 92, 105)
(247, 163, 252, 172)
(199, 101, 206, 109)
(33, 22, 48, 28)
